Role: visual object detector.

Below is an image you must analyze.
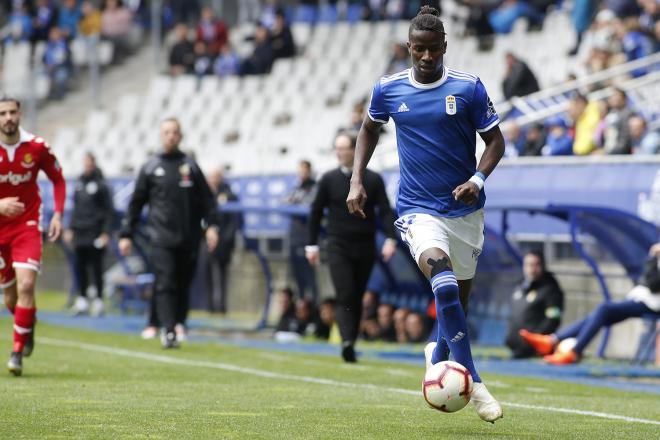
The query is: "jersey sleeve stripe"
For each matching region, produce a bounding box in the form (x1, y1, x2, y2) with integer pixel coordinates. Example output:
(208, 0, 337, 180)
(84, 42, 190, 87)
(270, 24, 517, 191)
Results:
(476, 118, 500, 133)
(367, 111, 388, 124)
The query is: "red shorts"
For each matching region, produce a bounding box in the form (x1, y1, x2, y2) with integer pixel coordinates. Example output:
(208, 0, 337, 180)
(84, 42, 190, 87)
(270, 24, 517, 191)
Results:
(0, 221, 42, 288)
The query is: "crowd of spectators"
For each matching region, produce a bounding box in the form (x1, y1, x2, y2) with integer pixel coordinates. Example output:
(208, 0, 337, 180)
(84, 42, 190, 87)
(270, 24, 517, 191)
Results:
(168, 6, 295, 78)
(359, 290, 433, 344)
(274, 287, 337, 340)
(1, 0, 144, 100)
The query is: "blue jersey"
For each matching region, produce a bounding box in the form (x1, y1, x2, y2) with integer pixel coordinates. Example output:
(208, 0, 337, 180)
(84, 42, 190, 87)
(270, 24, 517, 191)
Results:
(368, 67, 499, 218)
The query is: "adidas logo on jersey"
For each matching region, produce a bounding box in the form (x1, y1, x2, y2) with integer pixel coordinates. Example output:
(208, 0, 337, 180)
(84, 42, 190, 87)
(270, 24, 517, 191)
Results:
(397, 103, 409, 113)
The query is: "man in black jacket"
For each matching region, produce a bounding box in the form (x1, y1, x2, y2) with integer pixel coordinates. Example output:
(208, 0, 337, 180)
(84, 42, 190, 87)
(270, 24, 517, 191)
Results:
(502, 53, 540, 100)
(306, 131, 397, 362)
(119, 118, 219, 348)
(505, 251, 564, 358)
(65, 152, 114, 317)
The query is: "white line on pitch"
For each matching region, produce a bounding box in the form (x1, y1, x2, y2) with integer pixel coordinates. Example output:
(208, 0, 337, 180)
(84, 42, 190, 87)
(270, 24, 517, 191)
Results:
(38, 337, 660, 426)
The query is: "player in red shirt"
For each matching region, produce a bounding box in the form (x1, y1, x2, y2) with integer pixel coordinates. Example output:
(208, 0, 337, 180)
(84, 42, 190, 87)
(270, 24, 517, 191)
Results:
(0, 97, 65, 376)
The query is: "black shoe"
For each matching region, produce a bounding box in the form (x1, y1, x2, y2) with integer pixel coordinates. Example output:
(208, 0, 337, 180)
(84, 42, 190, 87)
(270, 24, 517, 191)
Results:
(341, 343, 357, 363)
(7, 352, 22, 376)
(160, 330, 180, 349)
(23, 327, 35, 358)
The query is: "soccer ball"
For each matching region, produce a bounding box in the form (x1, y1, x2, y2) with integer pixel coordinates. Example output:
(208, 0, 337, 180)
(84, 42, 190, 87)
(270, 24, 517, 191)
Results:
(422, 361, 473, 413)
(556, 337, 577, 354)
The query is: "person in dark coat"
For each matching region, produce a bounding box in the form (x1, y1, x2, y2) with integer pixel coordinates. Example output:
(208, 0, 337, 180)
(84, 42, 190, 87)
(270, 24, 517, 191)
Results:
(65, 152, 114, 317)
(502, 53, 540, 100)
(505, 251, 564, 358)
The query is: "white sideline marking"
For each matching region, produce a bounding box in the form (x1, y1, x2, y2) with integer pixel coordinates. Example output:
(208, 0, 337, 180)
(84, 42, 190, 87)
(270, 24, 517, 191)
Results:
(39, 337, 660, 426)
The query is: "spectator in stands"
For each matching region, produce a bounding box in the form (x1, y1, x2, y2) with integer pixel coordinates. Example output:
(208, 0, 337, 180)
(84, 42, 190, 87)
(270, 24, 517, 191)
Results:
(569, 94, 601, 155)
(169, 23, 194, 76)
(606, 0, 641, 18)
(393, 307, 410, 343)
(360, 290, 380, 340)
(501, 53, 540, 100)
(349, 101, 366, 132)
(259, 0, 281, 30)
(543, 117, 573, 156)
(521, 123, 546, 157)
(43, 27, 72, 100)
(386, 43, 409, 75)
(213, 43, 241, 77)
(275, 287, 297, 332)
(79, 1, 102, 37)
(377, 303, 397, 342)
(597, 89, 633, 154)
(582, 10, 622, 73)
(58, 0, 82, 39)
(505, 251, 564, 359)
(196, 5, 227, 57)
(270, 9, 296, 61)
(241, 23, 274, 75)
(521, 242, 660, 365)
(32, 0, 58, 43)
(456, 0, 495, 51)
(405, 312, 428, 343)
(638, 0, 659, 36)
(629, 115, 660, 155)
(6, 2, 32, 42)
(192, 41, 213, 79)
(503, 121, 524, 157)
(615, 17, 656, 77)
(65, 152, 114, 318)
(488, 0, 544, 34)
(296, 297, 319, 335)
(101, 0, 134, 61)
(285, 160, 318, 303)
(315, 298, 337, 340)
(204, 167, 240, 314)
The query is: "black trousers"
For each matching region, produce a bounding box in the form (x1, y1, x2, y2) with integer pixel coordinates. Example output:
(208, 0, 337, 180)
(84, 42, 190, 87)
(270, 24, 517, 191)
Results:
(150, 246, 198, 332)
(74, 246, 104, 299)
(327, 238, 376, 344)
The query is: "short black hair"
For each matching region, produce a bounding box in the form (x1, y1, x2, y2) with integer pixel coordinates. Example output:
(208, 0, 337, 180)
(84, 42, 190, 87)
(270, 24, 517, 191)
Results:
(525, 250, 546, 269)
(409, 6, 445, 37)
(299, 159, 312, 170)
(0, 96, 21, 109)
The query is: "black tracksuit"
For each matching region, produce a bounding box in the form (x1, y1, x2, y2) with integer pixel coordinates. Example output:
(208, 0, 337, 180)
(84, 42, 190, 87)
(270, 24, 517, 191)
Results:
(69, 168, 114, 299)
(120, 151, 217, 332)
(308, 168, 395, 345)
(506, 272, 564, 358)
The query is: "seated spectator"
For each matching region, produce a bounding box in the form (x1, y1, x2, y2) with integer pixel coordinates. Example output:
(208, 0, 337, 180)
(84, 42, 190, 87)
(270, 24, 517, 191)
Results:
(615, 17, 656, 77)
(598, 88, 633, 154)
(542, 117, 573, 156)
(630, 115, 660, 155)
(521, 123, 546, 157)
(270, 9, 295, 60)
(101, 0, 134, 60)
(638, 0, 659, 36)
(79, 1, 102, 37)
(505, 251, 564, 359)
(404, 312, 427, 343)
(569, 94, 601, 155)
(582, 10, 621, 72)
(377, 303, 397, 342)
(169, 23, 194, 76)
(275, 287, 297, 332)
(521, 243, 660, 365)
(503, 121, 524, 157)
(360, 291, 380, 340)
(192, 41, 213, 79)
(58, 0, 83, 39)
(488, 0, 543, 34)
(6, 2, 32, 42)
(241, 23, 274, 75)
(32, 0, 58, 42)
(196, 5, 228, 56)
(501, 53, 540, 100)
(315, 298, 336, 340)
(259, 0, 280, 30)
(214, 43, 241, 77)
(294, 298, 317, 335)
(386, 43, 409, 75)
(43, 27, 72, 100)
(349, 102, 366, 132)
(393, 307, 410, 343)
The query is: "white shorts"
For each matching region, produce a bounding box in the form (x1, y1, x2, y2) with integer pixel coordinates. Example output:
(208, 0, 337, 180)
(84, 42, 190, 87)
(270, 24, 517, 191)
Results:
(395, 210, 485, 280)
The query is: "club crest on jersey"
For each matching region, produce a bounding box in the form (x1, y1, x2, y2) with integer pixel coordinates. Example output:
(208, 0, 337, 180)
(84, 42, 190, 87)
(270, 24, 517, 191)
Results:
(445, 95, 456, 115)
(21, 153, 35, 169)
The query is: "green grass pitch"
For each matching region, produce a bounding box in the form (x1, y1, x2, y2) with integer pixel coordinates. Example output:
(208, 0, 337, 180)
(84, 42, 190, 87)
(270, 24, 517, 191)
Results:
(0, 318, 658, 439)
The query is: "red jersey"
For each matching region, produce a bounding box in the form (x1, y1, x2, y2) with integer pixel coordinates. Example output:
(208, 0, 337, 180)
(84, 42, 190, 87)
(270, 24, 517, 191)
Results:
(0, 128, 65, 228)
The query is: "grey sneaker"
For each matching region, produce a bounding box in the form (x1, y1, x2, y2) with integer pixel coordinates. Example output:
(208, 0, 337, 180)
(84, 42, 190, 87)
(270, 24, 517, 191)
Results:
(7, 352, 22, 376)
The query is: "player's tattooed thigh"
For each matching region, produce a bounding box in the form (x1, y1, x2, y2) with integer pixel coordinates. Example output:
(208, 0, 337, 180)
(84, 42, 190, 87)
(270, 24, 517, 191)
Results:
(427, 257, 452, 277)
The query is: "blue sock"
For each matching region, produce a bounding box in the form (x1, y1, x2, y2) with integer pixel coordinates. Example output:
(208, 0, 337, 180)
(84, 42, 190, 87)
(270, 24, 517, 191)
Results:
(430, 271, 481, 383)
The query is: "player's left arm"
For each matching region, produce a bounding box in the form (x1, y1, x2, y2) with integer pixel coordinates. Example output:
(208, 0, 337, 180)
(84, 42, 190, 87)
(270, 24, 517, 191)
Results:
(39, 141, 66, 241)
(453, 79, 505, 205)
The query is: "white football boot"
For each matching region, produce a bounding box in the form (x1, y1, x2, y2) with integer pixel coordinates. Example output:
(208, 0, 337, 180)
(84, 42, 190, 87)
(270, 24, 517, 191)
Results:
(91, 298, 105, 318)
(71, 296, 89, 316)
(424, 342, 437, 371)
(471, 382, 503, 423)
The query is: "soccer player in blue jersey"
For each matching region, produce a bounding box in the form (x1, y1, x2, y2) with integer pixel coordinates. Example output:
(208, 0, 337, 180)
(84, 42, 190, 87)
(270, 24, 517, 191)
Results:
(347, 6, 505, 423)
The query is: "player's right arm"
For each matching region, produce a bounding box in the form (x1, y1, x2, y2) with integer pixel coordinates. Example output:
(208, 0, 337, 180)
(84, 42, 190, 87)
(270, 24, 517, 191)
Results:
(348, 80, 388, 218)
(119, 165, 150, 256)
